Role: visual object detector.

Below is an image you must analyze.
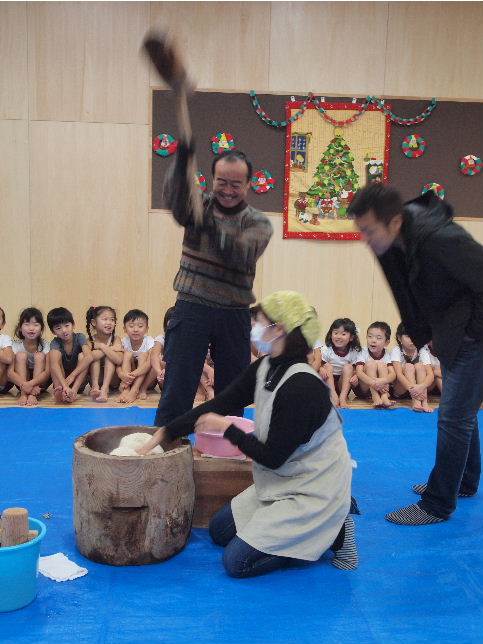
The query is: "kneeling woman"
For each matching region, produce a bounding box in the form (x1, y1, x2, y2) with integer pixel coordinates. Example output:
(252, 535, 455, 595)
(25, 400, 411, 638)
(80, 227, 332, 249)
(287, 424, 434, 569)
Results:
(139, 291, 357, 577)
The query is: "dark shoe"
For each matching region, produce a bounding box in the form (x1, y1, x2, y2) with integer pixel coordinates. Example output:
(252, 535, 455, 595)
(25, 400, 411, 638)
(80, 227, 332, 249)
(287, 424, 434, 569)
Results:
(385, 503, 445, 525)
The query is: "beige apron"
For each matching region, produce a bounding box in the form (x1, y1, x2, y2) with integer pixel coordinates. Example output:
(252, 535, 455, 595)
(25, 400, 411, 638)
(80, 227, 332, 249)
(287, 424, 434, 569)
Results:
(231, 358, 352, 561)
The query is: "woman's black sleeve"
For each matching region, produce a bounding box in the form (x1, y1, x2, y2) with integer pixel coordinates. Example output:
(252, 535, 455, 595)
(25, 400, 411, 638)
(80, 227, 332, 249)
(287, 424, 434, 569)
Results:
(224, 373, 332, 469)
(165, 359, 262, 439)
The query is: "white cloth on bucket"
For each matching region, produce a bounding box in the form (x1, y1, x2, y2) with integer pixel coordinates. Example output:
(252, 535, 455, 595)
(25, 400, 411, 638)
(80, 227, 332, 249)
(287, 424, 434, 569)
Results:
(39, 553, 88, 582)
(109, 432, 164, 456)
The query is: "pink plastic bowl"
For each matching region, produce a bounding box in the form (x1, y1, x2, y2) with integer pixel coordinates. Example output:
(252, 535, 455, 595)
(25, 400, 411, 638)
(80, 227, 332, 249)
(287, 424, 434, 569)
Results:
(195, 416, 255, 458)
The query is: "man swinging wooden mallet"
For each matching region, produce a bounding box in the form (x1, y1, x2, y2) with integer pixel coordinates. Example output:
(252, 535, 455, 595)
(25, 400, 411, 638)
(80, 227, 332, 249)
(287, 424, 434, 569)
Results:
(143, 31, 273, 426)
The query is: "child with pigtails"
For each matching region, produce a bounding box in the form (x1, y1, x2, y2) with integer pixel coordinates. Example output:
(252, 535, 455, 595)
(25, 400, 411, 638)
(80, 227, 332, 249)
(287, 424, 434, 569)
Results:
(85, 306, 123, 402)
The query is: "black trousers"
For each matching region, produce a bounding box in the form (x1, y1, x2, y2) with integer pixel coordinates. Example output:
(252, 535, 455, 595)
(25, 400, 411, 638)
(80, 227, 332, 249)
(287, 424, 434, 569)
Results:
(155, 300, 251, 427)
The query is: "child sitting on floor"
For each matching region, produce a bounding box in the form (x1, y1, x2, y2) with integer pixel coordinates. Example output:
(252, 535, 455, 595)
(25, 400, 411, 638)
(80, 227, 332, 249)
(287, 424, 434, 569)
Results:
(0, 306, 14, 396)
(355, 321, 396, 408)
(47, 307, 93, 403)
(391, 322, 434, 413)
(420, 341, 443, 395)
(86, 305, 123, 403)
(8, 307, 51, 406)
(313, 318, 361, 408)
(146, 306, 176, 393)
(118, 309, 155, 404)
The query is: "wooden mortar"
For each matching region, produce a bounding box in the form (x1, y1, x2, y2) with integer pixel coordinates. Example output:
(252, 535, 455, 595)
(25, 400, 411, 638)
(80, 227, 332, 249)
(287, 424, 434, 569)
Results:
(73, 426, 194, 566)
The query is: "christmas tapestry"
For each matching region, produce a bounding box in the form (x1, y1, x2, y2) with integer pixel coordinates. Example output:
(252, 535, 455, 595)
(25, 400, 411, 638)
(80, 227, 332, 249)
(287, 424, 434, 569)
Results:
(283, 102, 391, 240)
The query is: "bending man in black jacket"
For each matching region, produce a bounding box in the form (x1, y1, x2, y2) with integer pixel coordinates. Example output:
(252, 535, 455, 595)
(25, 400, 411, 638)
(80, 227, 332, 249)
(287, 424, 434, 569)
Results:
(349, 184, 483, 525)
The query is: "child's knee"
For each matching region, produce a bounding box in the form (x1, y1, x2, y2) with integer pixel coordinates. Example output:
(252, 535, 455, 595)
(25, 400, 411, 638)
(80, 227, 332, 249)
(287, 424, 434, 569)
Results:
(364, 363, 376, 375)
(403, 363, 415, 375)
(15, 352, 28, 366)
(342, 364, 353, 375)
(33, 352, 45, 366)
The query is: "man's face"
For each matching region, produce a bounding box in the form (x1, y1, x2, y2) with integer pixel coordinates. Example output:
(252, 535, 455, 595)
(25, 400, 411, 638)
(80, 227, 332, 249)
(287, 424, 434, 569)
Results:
(213, 158, 250, 209)
(356, 210, 402, 256)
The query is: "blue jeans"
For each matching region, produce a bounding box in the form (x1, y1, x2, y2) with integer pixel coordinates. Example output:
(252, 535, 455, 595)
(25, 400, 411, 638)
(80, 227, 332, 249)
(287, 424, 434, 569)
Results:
(419, 338, 483, 519)
(209, 503, 294, 578)
(155, 300, 251, 427)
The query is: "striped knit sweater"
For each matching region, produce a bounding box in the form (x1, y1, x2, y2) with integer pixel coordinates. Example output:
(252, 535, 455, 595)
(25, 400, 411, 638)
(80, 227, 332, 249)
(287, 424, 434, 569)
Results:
(164, 142, 273, 308)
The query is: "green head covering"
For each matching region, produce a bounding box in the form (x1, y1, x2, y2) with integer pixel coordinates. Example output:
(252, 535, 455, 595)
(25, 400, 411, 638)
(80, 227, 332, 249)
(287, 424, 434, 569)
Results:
(260, 290, 320, 348)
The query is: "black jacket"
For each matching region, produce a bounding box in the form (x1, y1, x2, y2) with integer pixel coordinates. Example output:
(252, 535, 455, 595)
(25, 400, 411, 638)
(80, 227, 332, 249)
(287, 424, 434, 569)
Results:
(377, 192, 483, 366)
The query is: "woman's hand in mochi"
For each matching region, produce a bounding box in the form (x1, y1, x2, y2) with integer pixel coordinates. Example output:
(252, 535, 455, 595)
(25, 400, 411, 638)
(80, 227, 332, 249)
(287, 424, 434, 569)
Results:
(135, 428, 167, 455)
(195, 413, 231, 435)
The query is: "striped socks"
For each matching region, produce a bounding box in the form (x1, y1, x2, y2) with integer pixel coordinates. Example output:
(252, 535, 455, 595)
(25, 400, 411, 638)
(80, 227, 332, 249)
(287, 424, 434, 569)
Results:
(331, 515, 358, 570)
(385, 503, 445, 525)
(412, 483, 476, 498)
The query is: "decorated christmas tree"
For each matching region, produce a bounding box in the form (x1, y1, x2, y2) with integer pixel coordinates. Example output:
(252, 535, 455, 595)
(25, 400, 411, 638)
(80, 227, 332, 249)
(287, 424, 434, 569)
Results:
(307, 134, 359, 217)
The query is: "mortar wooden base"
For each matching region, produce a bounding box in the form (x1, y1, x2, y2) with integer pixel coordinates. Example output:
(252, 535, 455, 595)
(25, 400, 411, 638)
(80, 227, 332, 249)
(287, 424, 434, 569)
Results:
(193, 450, 253, 528)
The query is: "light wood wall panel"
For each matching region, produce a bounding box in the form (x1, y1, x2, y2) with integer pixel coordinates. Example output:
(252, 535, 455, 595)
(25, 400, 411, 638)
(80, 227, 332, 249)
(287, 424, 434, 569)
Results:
(28, 2, 150, 124)
(385, 2, 483, 99)
(268, 2, 388, 95)
(0, 2, 28, 120)
(147, 210, 185, 336)
(29, 121, 150, 337)
(0, 120, 30, 335)
(149, 2, 271, 90)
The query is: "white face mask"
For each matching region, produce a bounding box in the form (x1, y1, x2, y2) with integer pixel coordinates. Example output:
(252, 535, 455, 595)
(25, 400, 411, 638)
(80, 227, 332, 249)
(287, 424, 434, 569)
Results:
(250, 322, 277, 355)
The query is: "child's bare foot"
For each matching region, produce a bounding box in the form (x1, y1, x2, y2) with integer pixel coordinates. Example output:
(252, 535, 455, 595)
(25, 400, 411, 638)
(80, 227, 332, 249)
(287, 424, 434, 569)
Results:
(119, 389, 136, 403)
(31, 385, 41, 396)
(412, 399, 423, 412)
(63, 389, 77, 403)
(17, 393, 28, 406)
(90, 386, 101, 400)
(119, 381, 128, 392)
(121, 389, 138, 404)
(26, 394, 38, 406)
(138, 391, 148, 400)
(339, 398, 350, 409)
(53, 387, 64, 404)
(96, 389, 109, 403)
(381, 397, 396, 409)
(421, 400, 433, 413)
(330, 392, 339, 407)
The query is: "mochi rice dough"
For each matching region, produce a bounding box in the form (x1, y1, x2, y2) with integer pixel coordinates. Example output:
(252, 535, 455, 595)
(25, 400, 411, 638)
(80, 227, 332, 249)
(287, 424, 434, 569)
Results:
(110, 432, 164, 456)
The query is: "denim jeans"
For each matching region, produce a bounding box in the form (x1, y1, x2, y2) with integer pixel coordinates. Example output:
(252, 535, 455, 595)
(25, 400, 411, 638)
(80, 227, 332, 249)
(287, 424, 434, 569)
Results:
(155, 300, 251, 427)
(419, 338, 483, 519)
(208, 502, 293, 578)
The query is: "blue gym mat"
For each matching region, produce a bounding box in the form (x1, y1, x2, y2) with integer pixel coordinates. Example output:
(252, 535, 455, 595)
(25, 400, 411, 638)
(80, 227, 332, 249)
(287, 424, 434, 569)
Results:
(1, 407, 482, 643)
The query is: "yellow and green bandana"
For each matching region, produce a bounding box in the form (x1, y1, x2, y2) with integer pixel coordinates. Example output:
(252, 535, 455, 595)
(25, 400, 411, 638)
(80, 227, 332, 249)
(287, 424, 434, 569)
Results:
(260, 290, 320, 348)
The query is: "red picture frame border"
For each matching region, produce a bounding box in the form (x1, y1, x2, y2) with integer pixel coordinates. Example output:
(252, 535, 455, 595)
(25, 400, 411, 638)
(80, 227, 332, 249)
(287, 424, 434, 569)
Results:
(282, 101, 392, 240)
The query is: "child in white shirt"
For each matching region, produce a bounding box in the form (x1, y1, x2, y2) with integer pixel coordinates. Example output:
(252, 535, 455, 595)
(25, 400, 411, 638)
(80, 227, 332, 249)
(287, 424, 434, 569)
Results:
(391, 322, 434, 413)
(118, 309, 155, 404)
(8, 307, 50, 405)
(85, 306, 123, 403)
(355, 321, 396, 408)
(420, 341, 442, 394)
(0, 306, 14, 395)
(313, 318, 361, 408)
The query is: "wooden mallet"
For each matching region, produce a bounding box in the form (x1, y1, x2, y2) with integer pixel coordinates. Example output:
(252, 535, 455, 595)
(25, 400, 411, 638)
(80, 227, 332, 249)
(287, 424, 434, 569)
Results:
(142, 30, 203, 227)
(0, 507, 37, 547)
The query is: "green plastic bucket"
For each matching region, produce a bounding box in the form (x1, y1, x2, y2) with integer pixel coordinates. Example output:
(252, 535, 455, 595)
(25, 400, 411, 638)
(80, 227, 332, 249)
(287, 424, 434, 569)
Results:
(0, 517, 46, 612)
